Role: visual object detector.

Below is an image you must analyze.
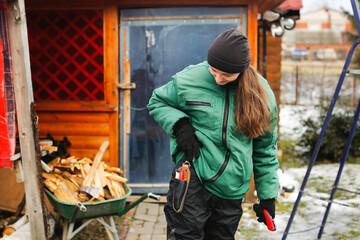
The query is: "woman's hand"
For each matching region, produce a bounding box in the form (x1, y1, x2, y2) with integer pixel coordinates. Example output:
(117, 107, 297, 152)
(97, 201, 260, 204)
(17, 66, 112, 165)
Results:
(173, 118, 201, 161)
(253, 198, 276, 223)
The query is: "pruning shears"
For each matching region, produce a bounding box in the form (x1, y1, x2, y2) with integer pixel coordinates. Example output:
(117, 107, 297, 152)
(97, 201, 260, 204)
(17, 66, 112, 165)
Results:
(263, 209, 276, 231)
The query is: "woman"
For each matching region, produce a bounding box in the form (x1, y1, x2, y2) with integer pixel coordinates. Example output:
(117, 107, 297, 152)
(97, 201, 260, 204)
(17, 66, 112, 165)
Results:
(147, 29, 279, 240)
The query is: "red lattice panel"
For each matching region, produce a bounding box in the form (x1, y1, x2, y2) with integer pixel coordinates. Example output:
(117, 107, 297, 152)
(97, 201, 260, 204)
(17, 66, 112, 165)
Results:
(27, 10, 104, 101)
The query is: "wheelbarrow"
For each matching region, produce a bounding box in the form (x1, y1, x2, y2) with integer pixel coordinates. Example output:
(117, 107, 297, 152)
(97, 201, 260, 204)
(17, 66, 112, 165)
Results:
(45, 183, 161, 240)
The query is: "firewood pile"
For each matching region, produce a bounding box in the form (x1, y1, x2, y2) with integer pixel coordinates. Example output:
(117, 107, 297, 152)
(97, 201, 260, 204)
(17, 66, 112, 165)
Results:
(42, 141, 127, 203)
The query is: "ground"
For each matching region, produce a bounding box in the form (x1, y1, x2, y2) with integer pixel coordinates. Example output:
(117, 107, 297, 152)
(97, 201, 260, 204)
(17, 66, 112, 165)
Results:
(48, 162, 360, 240)
(237, 163, 360, 240)
(49, 205, 135, 240)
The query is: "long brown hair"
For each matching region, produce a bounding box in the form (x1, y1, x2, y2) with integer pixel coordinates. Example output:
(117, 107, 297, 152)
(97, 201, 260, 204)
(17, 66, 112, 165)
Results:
(234, 65, 271, 138)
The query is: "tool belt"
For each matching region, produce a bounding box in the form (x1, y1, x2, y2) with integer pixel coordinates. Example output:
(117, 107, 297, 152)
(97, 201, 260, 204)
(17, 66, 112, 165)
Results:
(172, 161, 191, 213)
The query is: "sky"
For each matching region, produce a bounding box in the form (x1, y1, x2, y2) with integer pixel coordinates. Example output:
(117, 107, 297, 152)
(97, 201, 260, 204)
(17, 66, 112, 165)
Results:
(301, 0, 353, 14)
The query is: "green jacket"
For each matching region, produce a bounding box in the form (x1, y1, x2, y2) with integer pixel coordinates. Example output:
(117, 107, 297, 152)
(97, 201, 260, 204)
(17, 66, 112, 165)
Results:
(147, 61, 279, 200)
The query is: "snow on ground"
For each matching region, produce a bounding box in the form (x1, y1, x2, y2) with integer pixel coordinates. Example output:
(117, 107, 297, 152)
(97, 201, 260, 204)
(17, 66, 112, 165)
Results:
(279, 104, 320, 141)
(237, 164, 360, 240)
(271, 103, 360, 239)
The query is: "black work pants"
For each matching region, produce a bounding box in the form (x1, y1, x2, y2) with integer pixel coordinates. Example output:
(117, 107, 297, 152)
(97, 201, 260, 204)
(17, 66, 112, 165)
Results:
(164, 160, 243, 240)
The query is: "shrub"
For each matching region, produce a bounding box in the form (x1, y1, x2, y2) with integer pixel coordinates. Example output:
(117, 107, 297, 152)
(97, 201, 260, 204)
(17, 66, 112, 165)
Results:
(297, 107, 360, 163)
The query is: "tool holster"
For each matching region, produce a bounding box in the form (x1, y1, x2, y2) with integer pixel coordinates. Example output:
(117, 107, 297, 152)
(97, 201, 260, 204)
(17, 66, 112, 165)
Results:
(172, 161, 191, 213)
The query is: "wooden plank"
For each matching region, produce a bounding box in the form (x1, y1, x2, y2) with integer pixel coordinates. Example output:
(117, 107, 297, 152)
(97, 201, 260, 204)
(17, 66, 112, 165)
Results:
(123, 31, 131, 135)
(46, 136, 109, 149)
(82, 141, 109, 187)
(247, 1, 258, 70)
(54, 182, 78, 203)
(104, 6, 119, 168)
(273, 91, 281, 101)
(37, 112, 110, 123)
(93, 170, 105, 197)
(35, 101, 117, 112)
(265, 55, 282, 62)
(122, 15, 242, 21)
(263, 65, 281, 73)
(105, 178, 116, 198)
(258, 46, 282, 55)
(117, 82, 136, 89)
(244, 2, 258, 203)
(122, 28, 131, 177)
(7, 1, 47, 239)
(265, 36, 282, 45)
(67, 149, 110, 163)
(267, 73, 282, 81)
(39, 122, 109, 136)
(259, 37, 282, 45)
(108, 172, 128, 182)
(25, 0, 272, 10)
(269, 82, 281, 90)
(98, 163, 107, 187)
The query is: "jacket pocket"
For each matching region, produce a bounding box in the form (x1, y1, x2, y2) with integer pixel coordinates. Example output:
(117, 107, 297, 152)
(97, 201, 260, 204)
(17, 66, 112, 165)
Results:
(182, 96, 218, 130)
(185, 101, 211, 107)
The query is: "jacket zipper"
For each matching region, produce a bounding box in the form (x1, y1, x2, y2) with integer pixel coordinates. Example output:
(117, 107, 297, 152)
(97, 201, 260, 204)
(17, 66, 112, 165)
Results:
(185, 101, 211, 106)
(204, 87, 230, 183)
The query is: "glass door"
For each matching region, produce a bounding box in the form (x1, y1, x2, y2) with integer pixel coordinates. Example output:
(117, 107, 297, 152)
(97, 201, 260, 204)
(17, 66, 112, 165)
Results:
(119, 7, 247, 193)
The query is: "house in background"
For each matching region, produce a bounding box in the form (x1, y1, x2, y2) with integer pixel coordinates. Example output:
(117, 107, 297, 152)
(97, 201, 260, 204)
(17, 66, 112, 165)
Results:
(282, 7, 353, 60)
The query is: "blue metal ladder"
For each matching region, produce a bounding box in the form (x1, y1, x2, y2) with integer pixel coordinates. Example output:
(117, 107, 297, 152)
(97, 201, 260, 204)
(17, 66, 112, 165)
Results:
(282, 0, 360, 239)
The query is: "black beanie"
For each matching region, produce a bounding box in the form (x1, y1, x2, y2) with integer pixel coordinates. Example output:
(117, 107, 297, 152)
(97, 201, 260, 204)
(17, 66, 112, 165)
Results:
(207, 29, 251, 73)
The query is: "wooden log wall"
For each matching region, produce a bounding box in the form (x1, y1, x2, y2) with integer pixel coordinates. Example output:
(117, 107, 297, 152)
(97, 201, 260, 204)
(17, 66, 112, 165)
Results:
(33, 6, 119, 167)
(258, 29, 282, 105)
(37, 111, 111, 162)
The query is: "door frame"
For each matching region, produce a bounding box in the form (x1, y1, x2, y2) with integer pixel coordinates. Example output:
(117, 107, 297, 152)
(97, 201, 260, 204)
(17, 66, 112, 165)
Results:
(118, 6, 256, 194)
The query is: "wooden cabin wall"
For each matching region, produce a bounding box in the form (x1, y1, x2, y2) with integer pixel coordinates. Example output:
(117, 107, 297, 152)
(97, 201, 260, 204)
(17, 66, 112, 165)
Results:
(37, 111, 111, 162)
(30, 7, 119, 167)
(258, 29, 282, 106)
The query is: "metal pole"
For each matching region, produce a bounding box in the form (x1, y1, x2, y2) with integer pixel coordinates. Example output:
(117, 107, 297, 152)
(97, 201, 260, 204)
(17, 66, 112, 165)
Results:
(317, 99, 360, 239)
(282, 39, 360, 240)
